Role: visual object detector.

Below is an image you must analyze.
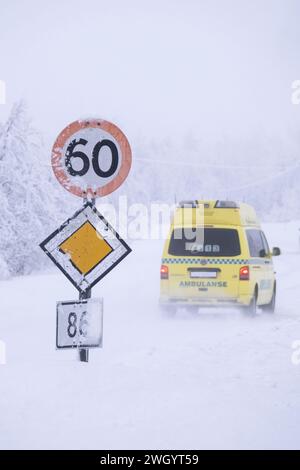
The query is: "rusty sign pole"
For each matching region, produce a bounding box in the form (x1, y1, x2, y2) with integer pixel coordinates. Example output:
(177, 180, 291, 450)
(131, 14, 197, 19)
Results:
(78, 194, 96, 363)
(78, 287, 91, 362)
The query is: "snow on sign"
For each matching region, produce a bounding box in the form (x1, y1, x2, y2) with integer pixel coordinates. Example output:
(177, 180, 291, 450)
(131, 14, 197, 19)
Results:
(56, 298, 103, 349)
(51, 119, 132, 197)
(40, 202, 131, 293)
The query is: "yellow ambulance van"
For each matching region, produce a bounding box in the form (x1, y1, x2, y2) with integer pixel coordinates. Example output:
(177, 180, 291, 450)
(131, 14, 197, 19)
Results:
(159, 200, 280, 316)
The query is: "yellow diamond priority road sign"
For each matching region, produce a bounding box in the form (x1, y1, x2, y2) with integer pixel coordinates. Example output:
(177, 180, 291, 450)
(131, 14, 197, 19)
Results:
(40, 203, 131, 293)
(59, 221, 113, 275)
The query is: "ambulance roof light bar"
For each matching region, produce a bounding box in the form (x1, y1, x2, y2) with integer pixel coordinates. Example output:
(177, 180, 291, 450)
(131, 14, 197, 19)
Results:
(178, 200, 198, 208)
(178, 201, 210, 209)
(214, 200, 239, 209)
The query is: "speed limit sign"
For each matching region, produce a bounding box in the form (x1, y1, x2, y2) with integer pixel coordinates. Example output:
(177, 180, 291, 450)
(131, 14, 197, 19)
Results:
(51, 119, 132, 197)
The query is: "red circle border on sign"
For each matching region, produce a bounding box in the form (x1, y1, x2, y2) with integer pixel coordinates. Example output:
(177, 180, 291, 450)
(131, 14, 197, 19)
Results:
(51, 119, 132, 197)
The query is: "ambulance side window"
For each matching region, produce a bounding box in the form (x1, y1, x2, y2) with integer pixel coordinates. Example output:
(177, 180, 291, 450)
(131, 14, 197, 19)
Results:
(246, 230, 265, 257)
(260, 231, 270, 255)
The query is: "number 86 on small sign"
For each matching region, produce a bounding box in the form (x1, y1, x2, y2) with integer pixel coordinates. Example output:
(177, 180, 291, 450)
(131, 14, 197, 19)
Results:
(56, 299, 103, 349)
(67, 311, 88, 339)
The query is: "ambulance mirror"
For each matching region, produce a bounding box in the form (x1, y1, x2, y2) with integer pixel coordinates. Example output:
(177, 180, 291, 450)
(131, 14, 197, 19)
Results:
(272, 247, 281, 256)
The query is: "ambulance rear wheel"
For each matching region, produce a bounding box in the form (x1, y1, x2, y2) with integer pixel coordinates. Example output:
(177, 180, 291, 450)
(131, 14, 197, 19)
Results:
(188, 305, 199, 315)
(261, 286, 276, 314)
(159, 304, 176, 318)
(244, 288, 258, 317)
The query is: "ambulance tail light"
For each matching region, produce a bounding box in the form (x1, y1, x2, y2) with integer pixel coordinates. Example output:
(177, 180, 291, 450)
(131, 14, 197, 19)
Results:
(239, 266, 250, 281)
(160, 265, 169, 280)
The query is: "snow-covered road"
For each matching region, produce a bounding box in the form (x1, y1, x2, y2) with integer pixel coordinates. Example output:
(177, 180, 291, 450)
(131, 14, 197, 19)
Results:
(0, 222, 300, 449)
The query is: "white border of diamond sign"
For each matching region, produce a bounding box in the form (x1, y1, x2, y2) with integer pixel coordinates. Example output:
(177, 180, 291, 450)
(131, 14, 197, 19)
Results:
(40, 202, 131, 293)
(56, 298, 103, 349)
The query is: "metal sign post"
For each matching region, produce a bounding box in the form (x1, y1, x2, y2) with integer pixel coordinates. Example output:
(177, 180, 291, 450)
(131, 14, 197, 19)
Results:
(78, 194, 95, 363)
(40, 118, 132, 363)
(78, 287, 91, 362)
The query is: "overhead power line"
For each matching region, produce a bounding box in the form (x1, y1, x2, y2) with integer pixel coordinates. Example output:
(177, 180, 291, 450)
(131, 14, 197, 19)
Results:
(135, 156, 294, 170)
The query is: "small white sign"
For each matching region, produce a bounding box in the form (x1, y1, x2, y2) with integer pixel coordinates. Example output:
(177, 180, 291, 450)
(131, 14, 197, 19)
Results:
(0, 80, 5, 105)
(0, 340, 6, 364)
(56, 298, 103, 349)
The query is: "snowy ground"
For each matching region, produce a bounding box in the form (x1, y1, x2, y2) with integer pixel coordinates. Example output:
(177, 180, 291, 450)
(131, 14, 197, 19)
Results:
(0, 221, 300, 450)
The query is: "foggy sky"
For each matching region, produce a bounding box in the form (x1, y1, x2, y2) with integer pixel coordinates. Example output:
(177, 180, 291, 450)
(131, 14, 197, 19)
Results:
(1, 0, 300, 149)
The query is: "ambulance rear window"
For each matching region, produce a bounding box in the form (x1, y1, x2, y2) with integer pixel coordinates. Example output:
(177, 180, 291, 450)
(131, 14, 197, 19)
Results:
(168, 228, 241, 257)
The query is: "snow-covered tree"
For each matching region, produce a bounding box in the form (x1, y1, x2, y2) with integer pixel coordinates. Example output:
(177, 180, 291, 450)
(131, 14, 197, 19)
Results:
(0, 102, 72, 279)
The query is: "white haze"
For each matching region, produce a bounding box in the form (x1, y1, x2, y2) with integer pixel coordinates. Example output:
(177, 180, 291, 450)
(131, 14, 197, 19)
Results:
(1, 0, 300, 141)
(1, 0, 300, 220)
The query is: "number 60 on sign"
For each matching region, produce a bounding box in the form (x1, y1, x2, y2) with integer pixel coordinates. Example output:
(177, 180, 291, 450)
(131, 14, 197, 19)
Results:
(56, 298, 103, 349)
(51, 119, 132, 198)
